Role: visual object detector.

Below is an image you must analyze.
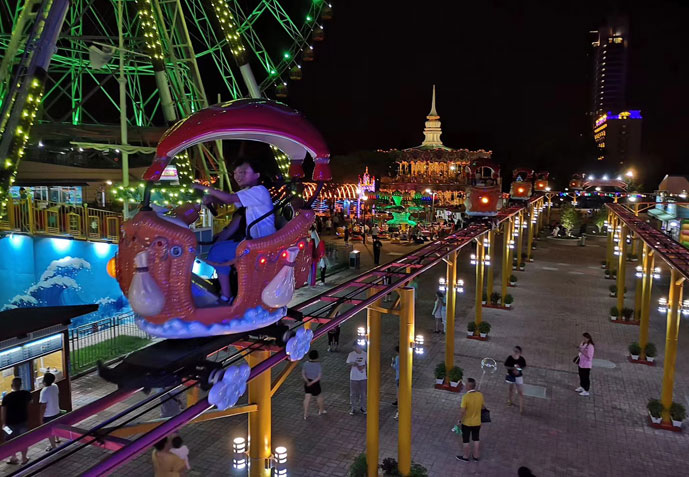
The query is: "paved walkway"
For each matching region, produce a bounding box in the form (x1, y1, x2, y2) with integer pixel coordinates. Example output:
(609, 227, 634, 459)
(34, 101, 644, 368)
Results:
(4, 232, 689, 476)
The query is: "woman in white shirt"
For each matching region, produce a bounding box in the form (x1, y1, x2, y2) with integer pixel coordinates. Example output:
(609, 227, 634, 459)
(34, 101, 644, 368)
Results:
(194, 158, 276, 303)
(39, 372, 60, 451)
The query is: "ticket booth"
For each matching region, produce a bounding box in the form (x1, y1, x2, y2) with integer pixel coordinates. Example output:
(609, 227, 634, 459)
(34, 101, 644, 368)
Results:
(0, 305, 98, 440)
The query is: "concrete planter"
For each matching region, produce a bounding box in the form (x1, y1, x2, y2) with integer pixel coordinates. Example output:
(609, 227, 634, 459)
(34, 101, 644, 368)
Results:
(610, 315, 618, 321)
(467, 331, 474, 337)
(480, 333, 487, 338)
(647, 356, 655, 363)
(435, 378, 445, 385)
(672, 420, 683, 428)
(450, 381, 461, 388)
(630, 354, 639, 361)
(650, 414, 662, 424)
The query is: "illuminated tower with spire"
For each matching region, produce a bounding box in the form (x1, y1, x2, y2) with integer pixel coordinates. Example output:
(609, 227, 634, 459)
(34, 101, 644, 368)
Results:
(421, 85, 443, 147)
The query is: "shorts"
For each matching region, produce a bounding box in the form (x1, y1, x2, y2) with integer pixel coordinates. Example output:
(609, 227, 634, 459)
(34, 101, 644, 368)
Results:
(208, 240, 239, 274)
(514, 376, 524, 385)
(304, 381, 322, 396)
(5, 423, 28, 439)
(461, 424, 480, 443)
(43, 414, 60, 424)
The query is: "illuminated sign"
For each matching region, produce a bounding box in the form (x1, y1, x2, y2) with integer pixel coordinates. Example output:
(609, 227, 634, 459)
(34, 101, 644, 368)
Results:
(0, 334, 62, 369)
(160, 165, 179, 182)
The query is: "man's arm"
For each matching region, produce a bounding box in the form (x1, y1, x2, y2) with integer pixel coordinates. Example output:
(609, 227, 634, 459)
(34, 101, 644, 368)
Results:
(1, 406, 6, 425)
(458, 408, 466, 422)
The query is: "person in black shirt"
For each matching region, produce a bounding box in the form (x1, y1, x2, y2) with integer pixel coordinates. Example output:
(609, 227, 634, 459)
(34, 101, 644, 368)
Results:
(505, 346, 527, 414)
(373, 238, 382, 265)
(2, 377, 32, 465)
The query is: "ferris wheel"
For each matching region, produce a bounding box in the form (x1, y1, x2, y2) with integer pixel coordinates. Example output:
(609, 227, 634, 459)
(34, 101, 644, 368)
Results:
(0, 0, 333, 189)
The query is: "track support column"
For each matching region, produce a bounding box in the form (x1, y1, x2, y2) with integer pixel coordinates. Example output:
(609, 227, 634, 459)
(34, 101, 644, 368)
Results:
(398, 287, 415, 476)
(616, 224, 627, 313)
(366, 298, 382, 477)
(526, 205, 534, 262)
(634, 239, 644, 321)
(445, 251, 457, 373)
(474, 237, 485, 326)
(485, 230, 495, 298)
(660, 269, 684, 424)
(606, 213, 615, 270)
(516, 211, 524, 271)
(501, 219, 511, 305)
(248, 350, 271, 477)
(639, 245, 654, 355)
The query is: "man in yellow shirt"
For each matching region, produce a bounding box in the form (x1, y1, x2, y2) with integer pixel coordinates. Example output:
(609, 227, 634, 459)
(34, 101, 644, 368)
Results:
(456, 377, 486, 463)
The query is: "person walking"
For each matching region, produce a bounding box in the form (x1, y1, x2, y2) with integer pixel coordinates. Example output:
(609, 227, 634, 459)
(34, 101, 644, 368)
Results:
(575, 332, 595, 396)
(170, 435, 190, 471)
(344, 225, 350, 244)
(373, 238, 382, 266)
(327, 324, 340, 352)
(346, 343, 367, 415)
(372, 224, 380, 240)
(505, 346, 527, 413)
(39, 372, 61, 451)
(432, 291, 446, 334)
(456, 377, 486, 463)
(2, 377, 32, 465)
(152, 436, 187, 477)
(302, 350, 326, 419)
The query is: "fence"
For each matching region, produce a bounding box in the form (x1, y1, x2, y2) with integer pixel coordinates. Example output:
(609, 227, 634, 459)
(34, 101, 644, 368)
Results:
(68, 312, 152, 374)
(0, 199, 121, 243)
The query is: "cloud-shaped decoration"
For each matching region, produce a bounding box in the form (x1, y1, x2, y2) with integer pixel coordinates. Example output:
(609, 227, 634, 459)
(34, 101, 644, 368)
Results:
(208, 363, 251, 411)
(285, 328, 314, 362)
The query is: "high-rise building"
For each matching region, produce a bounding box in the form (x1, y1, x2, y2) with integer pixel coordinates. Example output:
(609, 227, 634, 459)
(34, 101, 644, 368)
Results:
(590, 17, 641, 166)
(591, 18, 629, 115)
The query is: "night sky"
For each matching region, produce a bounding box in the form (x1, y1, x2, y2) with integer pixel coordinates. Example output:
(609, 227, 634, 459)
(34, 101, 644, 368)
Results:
(285, 1, 689, 188)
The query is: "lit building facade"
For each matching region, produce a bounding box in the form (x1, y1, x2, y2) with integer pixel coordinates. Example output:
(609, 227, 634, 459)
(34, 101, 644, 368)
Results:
(379, 86, 492, 208)
(593, 110, 642, 165)
(590, 17, 642, 166)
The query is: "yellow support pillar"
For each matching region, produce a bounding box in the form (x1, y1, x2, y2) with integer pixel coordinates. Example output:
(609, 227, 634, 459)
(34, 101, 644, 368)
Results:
(445, 251, 457, 374)
(501, 219, 511, 305)
(248, 350, 272, 477)
(485, 230, 495, 299)
(634, 239, 643, 320)
(474, 238, 485, 326)
(660, 269, 685, 424)
(639, 245, 654, 355)
(516, 211, 524, 271)
(616, 224, 627, 313)
(526, 206, 534, 262)
(398, 287, 415, 476)
(606, 213, 615, 270)
(366, 300, 382, 477)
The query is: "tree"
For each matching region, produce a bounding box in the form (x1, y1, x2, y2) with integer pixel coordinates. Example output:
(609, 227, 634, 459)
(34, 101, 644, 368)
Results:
(593, 208, 608, 232)
(560, 204, 580, 236)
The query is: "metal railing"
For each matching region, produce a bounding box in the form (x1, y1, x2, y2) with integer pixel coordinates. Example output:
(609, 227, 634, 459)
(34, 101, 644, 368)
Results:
(0, 199, 121, 242)
(69, 312, 152, 374)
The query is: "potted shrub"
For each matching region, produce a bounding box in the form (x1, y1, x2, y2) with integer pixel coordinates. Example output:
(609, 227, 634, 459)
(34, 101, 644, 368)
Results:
(478, 321, 491, 338)
(604, 268, 611, 278)
(349, 453, 367, 477)
(610, 306, 619, 321)
(601, 260, 607, 269)
(504, 294, 514, 308)
(509, 274, 517, 286)
(647, 398, 663, 424)
(644, 342, 657, 362)
(611, 269, 617, 279)
(671, 402, 686, 428)
(380, 457, 399, 476)
(622, 307, 634, 321)
(519, 262, 526, 271)
(521, 252, 528, 262)
(467, 321, 476, 337)
(490, 291, 501, 305)
(434, 362, 446, 385)
(481, 291, 487, 305)
(512, 258, 518, 270)
(448, 366, 463, 388)
(628, 342, 641, 360)
(609, 284, 617, 297)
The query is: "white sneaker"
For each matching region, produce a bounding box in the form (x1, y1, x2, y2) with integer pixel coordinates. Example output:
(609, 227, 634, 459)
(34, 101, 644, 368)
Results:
(575, 387, 584, 392)
(579, 390, 590, 396)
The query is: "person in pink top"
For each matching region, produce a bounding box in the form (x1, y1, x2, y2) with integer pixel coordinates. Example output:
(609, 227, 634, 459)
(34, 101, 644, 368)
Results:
(575, 332, 595, 396)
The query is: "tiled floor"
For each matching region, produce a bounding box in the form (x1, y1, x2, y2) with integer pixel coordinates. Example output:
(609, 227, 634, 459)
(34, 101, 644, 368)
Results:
(3, 233, 689, 476)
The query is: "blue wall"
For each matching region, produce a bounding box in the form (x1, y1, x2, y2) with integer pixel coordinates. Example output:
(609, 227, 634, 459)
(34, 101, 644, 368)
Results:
(0, 236, 129, 326)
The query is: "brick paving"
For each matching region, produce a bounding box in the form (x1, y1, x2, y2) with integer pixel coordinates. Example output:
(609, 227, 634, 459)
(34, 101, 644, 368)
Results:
(3, 232, 689, 476)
